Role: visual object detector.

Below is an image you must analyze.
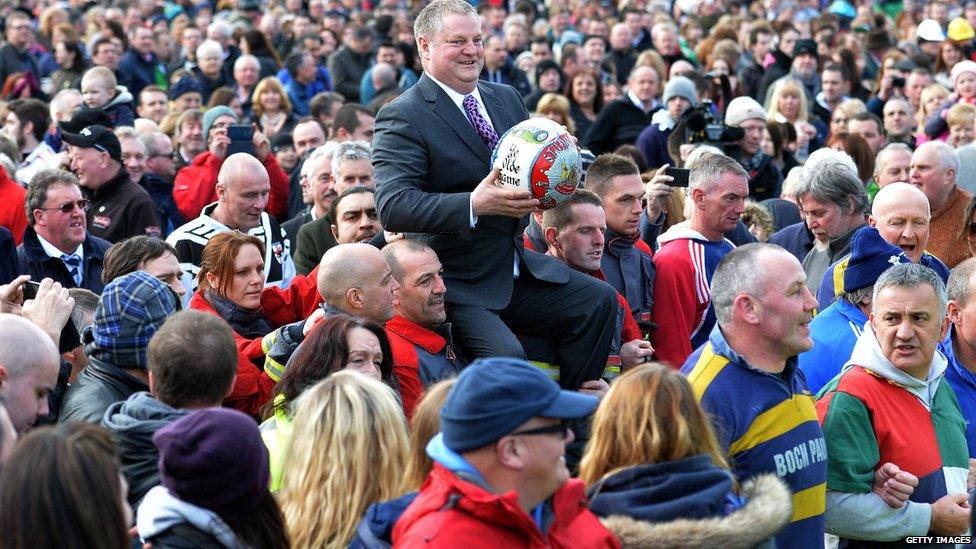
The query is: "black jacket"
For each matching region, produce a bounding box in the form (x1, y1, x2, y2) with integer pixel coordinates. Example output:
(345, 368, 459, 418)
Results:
(328, 46, 371, 102)
(87, 167, 161, 242)
(585, 98, 657, 156)
(17, 225, 111, 294)
(0, 226, 19, 284)
(102, 392, 189, 507)
(139, 173, 184, 237)
(59, 357, 149, 425)
(607, 49, 636, 85)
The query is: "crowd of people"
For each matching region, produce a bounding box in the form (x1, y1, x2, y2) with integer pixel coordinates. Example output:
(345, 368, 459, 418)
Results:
(6, 0, 976, 547)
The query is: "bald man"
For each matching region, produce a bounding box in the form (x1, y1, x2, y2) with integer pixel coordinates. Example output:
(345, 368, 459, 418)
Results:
(263, 243, 400, 381)
(167, 153, 296, 304)
(817, 182, 950, 305)
(585, 65, 661, 155)
(0, 314, 60, 434)
(910, 141, 972, 267)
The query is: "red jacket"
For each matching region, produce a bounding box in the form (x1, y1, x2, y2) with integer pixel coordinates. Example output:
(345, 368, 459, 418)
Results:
(0, 169, 26, 245)
(385, 315, 465, 420)
(393, 464, 620, 548)
(188, 267, 322, 416)
(173, 151, 289, 221)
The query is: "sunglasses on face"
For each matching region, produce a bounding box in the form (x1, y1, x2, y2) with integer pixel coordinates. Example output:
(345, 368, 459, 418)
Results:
(38, 199, 90, 214)
(509, 419, 572, 439)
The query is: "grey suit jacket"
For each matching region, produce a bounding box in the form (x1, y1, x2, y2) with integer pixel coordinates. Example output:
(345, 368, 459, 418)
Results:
(373, 75, 570, 309)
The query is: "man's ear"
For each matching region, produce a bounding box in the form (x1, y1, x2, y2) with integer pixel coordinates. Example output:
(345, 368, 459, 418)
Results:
(948, 300, 962, 324)
(867, 215, 877, 228)
(331, 223, 339, 241)
(495, 437, 525, 470)
(22, 120, 32, 141)
(224, 374, 237, 398)
(346, 287, 363, 310)
(733, 294, 760, 325)
(148, 371, 157, 396)
(543, 226, 560, 251)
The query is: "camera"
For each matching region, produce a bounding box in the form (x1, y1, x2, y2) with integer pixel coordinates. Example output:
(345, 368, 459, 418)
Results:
(681, 101, 744, 146)
(892, 76, 906, 88)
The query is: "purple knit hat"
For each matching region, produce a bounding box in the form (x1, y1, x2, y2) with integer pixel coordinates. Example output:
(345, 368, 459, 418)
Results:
(154, 408, 270, 523)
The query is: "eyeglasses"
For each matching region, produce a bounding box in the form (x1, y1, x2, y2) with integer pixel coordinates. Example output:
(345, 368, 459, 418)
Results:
(150, 152, 178, 160)
(38, 199, 90, 214)
(509, 419, 572, 439)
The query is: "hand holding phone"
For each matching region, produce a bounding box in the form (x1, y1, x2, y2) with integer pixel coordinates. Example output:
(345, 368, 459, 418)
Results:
(227, 124, 255, 157)
(664, 166, 690, 187)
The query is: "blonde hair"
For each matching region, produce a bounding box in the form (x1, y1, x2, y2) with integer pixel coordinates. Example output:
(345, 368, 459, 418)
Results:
(834, 98, 867, 121)
(918, 83, 950, 131)
(278, 371, 408, 549)
(948, 103, 976, 129)
(251, 77, 293, 118)
(81, 66, 117, 92)
(765, 78, 809, 123)
(401, 379, 456, 492)
(579, 363, 729, 487)
(535, 93, 574, 134)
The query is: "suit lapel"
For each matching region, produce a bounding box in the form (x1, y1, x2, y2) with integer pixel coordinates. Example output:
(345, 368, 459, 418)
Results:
(419, 75, 491, 163)
(479, 83, 510, 137)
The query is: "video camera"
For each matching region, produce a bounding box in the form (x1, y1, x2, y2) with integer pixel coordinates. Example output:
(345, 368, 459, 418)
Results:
(681, 101, 744, 146)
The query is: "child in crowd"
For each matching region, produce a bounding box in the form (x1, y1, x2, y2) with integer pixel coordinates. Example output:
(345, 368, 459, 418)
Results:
(80, 67, 135, 128)
(948, 103, 976, 148)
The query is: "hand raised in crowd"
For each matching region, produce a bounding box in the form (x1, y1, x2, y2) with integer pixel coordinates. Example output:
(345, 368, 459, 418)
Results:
(620, 338, 654, 369)
(21, 278, 74, 347)
(645, 165, 674, 223)
(384, 231, 406, 243)
(872, 462, 918, 508)
(209, 128, 231, 160)
(0, 275, 30, 315)
(578, 378, 609, 400)
(929, 493, 971, 536)
(253, 126, 271, 162)
(471, 168, 540, 218)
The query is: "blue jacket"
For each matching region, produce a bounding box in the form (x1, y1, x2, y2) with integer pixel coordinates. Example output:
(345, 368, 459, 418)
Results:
(939, 328, 976, 458)
(587, 454, 741, 521)
(117, 50, 166, 97)
(768, 221, 814, 264)
(797, 298, 866, 396)
(16, 226, 111, 294)
(349, 493, 417, 549)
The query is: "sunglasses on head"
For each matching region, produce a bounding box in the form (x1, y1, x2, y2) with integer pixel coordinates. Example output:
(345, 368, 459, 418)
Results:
(509, 419, 572, 439)
(38, 199, 90, 214)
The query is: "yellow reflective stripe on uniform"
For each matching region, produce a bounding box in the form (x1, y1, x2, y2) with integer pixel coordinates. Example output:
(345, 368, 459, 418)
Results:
(727, 394, 819, 456)
(262, 332, 285, 382)
(528, 361, 622, 381)
(685, 343, 729, 401)
(832, 256, 851, 299)
(791, 482, 827, 522)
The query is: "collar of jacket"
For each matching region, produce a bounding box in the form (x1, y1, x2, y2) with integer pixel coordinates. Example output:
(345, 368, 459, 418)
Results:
(90, 166, 131, 201)
(81, 355, 150, 393)
(386, 314, 448, 355)
(827, 222, 866, 255)
(604, 227, 640, 258)
(21, 225, 105, 263)
(707, 324, 802, 382)
(140, 172, 173, 191)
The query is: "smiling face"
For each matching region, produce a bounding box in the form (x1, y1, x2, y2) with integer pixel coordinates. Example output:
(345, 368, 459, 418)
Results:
(33, 183, 87, 253)
(694, 172, 749, 240)
(571, 72, 597, 106)
(870, 283, 948, 379)
(393, 247, 448, 328)
(420, 12, 484, 94)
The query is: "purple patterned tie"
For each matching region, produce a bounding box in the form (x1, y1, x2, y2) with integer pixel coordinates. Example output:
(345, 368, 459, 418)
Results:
(463, 94, 498, 150)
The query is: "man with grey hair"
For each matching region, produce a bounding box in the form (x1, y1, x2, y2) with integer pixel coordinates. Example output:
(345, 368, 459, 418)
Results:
(232, 54, 260, 118)
(874, 142, 913, 189)
(166, 153, 295, 302)
(794, 147, 868, 293)
(330, 140, 373, 195)
(18, 170, 112, 293)
(683, 243, 826, 546)
(652, 153, 749, 368)
(286, 141, 339, 271)
(939, 257, 976, 458)
(818, 262, 971, 542)
(141, 131, 183, 236)
(911, 140, 971, 267)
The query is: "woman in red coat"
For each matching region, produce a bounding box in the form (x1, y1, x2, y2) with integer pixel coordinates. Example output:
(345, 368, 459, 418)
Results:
(189, 231, 320, 417)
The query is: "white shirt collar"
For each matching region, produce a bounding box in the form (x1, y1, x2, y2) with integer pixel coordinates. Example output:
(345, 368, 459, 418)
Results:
(627, 90, 653, 113)
(36, 231, 83, 261)
(426, 73, 488, 116)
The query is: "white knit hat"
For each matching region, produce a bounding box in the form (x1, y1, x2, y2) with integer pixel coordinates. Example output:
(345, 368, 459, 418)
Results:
(724, 96, 766, 127)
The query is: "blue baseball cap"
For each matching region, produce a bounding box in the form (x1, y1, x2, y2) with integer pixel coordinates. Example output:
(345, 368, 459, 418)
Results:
(440, 357, 598, 452)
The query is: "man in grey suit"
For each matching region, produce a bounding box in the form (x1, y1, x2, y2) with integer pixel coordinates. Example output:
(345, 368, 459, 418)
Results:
(372, 0, 617, 391)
